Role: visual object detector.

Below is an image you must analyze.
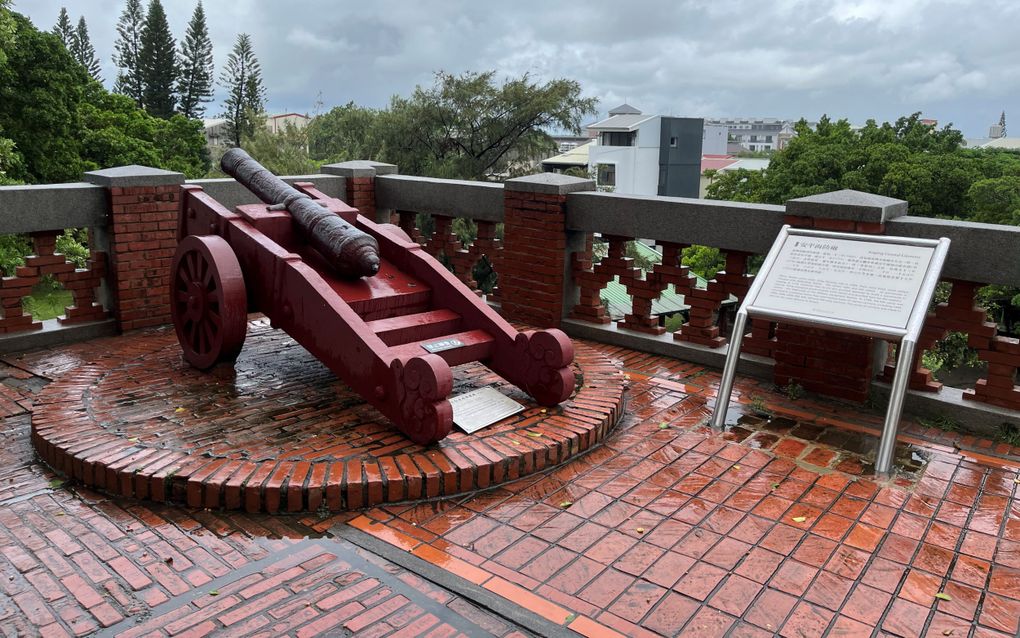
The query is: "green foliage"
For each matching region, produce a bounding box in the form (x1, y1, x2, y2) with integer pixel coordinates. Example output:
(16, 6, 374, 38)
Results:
(663, 313, 684, 333)
(56, 228, 89, 268)
(52, 7, 73, 47)
(706, 113, 1019, 222)
(220, 33, 266, 147)
(748, 395, 773, 418)
(307, 102, 385, 163)
(77, 85, 209, 177)
(22, 278, 73, 321)
(71, 16, 102, 82)
(681, 245, 724, 280)
(139, 0, 176, 118)
(113, 0, 145, 107)
(782, 383, 805, 401)
(0, 11, 208, 183)
(176, 1, 213, 119)
(378, 71, 597, 180)
(240, 122, 318, 176)
(0, 234, 30, 275)
(0, 12, 87, 183)
(308, 71, 596, 182)
(917, 414, 962, 433)
(966, 176, 1020, 225)
(995, 422, 1020, 447)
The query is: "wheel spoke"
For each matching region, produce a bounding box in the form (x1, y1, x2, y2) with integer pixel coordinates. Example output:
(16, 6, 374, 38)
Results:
(201, 318, 215, 346)
(207, 310, 222, 328)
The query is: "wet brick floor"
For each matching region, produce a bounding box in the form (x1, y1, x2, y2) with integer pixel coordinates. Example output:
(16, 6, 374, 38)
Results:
(2, 327, 1020, 637)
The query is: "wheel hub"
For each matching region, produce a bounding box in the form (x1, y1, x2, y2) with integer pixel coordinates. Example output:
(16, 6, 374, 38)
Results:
(183, 280, 207, 323)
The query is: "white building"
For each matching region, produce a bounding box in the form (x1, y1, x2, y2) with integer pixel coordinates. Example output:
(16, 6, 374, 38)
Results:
(586, 104, 721, 196)
(706, 117, 797, 153)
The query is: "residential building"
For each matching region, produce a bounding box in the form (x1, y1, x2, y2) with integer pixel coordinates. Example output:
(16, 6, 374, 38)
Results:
(585, 104, 718, 196)
(266, 112, 310, 134)
(706, 117, 798, 153)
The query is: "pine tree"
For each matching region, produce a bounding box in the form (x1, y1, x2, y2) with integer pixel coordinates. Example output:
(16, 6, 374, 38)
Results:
(176, 1, 214, 119)
(52, 7, 73, 47)
(71, 16, 103, 82)
(220, 33, 267, 147)
(1000, 111, 1007, 137)
(138, 0, 177, 118)
(113, 0, 145, 107)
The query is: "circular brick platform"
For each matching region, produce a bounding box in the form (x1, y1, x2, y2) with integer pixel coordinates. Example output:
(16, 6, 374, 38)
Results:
(31, 320, 625, 513)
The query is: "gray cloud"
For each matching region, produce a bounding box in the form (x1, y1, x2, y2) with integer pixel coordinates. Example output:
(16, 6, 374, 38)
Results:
(12, 0, 1018, 135)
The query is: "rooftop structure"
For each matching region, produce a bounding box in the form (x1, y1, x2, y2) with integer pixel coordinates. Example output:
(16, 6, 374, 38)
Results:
(1, 161, 1019, 638)
(707, 117, 800, 153)
(585, 105, 725, 196)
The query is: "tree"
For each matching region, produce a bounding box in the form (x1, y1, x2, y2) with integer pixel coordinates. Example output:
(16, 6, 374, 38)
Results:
(307, 101, 384, 162)
(1001, 111, 1007, 137)
(71, 16, 102, 82)
(113, 0, 145, 107)
(138, 0, 176, 118)
(176, 1, 213, 119)
(239, 122, 317, 176)
(52, 7, 73, 47)
(0, 10, 208, 183)
(379, 71, 597, 180)
(220, 33, 266, 147)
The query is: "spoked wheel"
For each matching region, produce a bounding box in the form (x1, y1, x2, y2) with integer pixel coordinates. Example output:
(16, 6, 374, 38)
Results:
(170, 235, 248, 370)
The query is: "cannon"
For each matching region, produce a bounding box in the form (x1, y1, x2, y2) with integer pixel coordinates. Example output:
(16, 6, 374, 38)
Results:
(171, 154, 575, 444)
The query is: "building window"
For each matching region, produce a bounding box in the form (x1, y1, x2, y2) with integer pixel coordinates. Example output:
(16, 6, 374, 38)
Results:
(669, 137, 678, 148)
(600, 132, 635, 147)
(597, 164, 616, 187)
(766, 135, 773, 142)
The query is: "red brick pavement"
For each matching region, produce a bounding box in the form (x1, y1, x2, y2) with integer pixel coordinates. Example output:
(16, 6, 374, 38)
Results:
(3, 329, 1020, 637)
(341, 345, 1020, 638)
(1, 359, 535, 637)
(23, 321, 623, 513)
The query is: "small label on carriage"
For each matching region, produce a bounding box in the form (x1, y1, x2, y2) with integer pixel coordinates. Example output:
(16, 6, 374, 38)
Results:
(449, 387, 525, 434)
(422, 338, 464, 353)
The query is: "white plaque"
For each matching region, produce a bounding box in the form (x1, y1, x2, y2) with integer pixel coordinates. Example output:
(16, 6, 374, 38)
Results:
(448, 387, 525, 434)
(422, 338, 463, 353)
(754, 235, 936, 330)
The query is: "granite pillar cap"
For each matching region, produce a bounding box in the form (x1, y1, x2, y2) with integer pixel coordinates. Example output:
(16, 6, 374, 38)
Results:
(84, 165, 185, 188)
(786, 189, 908, 223)
(320, 161, 398, 178)
(505, 172, 596, 195)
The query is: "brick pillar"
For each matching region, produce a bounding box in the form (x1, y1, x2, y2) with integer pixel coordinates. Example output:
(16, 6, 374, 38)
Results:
(773, 190, 908, 402)
(500, 174, 594, 328)
(84, 166, 185, 332)
(320, 160, 398, 224)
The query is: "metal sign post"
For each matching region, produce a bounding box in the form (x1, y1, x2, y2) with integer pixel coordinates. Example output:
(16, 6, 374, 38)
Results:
(711, 226, 951, 476)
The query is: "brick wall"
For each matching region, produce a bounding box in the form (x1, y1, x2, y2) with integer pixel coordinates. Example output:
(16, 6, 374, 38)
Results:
(107, 185, 179, 330)
(499, 175, 594, 328)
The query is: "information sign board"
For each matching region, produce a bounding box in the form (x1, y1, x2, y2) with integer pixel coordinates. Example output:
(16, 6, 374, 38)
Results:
(710, 227, 950, 475)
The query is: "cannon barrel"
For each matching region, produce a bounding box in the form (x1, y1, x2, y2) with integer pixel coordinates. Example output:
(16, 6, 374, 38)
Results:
(221, 148, 380, 278)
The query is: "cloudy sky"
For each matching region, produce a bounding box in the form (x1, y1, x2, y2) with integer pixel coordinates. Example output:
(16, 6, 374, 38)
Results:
(12, 0, 1018, 137)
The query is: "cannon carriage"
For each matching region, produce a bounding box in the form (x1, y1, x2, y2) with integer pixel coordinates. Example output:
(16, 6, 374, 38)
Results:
(171, 149, 575, 444)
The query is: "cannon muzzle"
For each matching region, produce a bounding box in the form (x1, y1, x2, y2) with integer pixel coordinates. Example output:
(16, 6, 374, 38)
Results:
(221, 148, 380, 278)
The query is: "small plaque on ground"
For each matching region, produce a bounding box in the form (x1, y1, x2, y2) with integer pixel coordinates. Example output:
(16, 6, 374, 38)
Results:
(422, 338, 463, 353)
(449, 387, 525, 434)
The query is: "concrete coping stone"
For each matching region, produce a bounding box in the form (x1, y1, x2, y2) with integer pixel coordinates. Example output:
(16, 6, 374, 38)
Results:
(786, 189, 908, 223)
(84, 165, 185, 188)
(505, 173, 596, 195)
(320, 161, 398, 178)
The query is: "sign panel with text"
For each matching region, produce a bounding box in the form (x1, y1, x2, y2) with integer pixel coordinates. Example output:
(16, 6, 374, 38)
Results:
(710, 226, 951, 476)
(753, 235, 936, 331)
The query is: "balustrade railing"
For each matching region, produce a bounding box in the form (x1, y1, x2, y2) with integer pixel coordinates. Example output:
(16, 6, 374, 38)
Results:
(1, 165, 1017, 428)
(0, 183, 111, 335)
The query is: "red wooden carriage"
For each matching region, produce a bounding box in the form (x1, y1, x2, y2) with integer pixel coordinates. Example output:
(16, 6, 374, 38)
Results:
(171, 162, 574, 445)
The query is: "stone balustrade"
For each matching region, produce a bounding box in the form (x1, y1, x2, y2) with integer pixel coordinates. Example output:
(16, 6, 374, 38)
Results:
(1, 162, 1017, 433)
